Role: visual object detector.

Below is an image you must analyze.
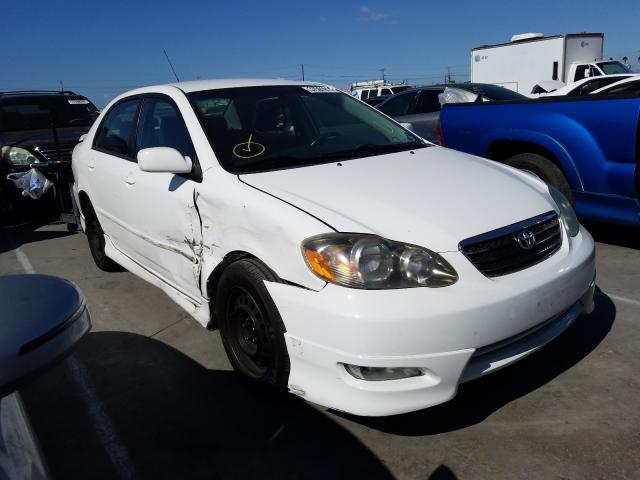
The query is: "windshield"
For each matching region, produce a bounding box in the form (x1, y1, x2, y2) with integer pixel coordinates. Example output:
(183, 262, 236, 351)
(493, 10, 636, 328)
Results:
(0, 95, 99, 132)
(598, 61, 631, 75)
(188, 85, 426, 174)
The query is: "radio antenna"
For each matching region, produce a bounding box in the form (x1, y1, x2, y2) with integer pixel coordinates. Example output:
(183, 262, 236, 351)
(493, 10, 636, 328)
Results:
(163, 49, 180, 82)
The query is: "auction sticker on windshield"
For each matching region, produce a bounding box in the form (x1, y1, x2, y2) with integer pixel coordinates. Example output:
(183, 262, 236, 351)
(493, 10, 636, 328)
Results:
(302, 85, 339, 93)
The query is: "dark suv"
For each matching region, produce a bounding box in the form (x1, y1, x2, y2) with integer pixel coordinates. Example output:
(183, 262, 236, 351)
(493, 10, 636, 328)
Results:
(0, 90, 99, 221)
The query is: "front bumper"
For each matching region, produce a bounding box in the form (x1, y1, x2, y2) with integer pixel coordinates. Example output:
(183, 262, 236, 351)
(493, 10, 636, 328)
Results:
(265, 226, 596, 416)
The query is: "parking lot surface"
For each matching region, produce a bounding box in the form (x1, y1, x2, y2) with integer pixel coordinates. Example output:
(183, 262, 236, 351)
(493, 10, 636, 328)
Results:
(1, 221, 639, 480)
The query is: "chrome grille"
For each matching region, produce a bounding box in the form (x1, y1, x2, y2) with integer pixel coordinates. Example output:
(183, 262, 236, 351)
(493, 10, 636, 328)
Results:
(459, 211, 562, 277)
(35, 143, 77, 162)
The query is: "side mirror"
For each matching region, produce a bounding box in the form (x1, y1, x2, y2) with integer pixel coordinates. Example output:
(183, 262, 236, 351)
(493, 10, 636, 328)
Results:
(137, 147, 193, 174)
(0, 275, 91, 398)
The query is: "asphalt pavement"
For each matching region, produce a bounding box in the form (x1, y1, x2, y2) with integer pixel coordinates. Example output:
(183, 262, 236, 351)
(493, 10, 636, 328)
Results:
(1, 220, 638, 480)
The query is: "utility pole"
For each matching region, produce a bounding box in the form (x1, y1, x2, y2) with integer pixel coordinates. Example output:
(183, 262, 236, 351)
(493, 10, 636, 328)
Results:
(59, 80, 64, 92)
(379, 68, 385, 81)
(301, 64, 305, 81)
(447, 66, 452, 84)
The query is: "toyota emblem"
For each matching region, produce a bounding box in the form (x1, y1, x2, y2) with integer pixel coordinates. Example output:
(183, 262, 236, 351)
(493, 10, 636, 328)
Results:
(515, 229, 536, 250)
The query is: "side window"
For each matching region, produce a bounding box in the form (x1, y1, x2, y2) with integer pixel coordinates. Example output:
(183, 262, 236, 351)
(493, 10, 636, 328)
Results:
(136, 97, 194, 158)
(361, 90, 369, 100)
(381, 88, 392, 95)
(578, 78, 608, 95)
(368, 90, 379, 99)
(414, 90, 443, 114)
(573, 65, 589, 82)
(94, 99, 139, 156)
(378, 92, 417, 116)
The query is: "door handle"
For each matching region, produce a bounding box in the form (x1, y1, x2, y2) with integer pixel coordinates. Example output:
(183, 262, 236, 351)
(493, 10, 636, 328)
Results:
(87, 162, 96, 170)
(123, 176, 136, 185)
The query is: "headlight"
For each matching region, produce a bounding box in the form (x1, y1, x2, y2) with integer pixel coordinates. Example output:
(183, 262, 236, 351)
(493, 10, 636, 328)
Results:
(548, 185, 579, 237)
(302, 233, 458, 289)
(1, 146, 40, 166)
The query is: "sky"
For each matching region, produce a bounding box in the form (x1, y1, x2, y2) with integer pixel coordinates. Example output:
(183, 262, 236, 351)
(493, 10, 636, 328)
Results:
(2, 0, 639, 107)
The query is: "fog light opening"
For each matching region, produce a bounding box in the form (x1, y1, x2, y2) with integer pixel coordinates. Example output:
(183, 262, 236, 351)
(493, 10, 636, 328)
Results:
(343, 364, 424, 381)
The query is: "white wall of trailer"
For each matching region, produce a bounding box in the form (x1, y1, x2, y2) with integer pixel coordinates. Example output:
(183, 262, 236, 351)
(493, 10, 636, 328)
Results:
(564, 36, 604, 81)
(471, 35, 604, 95)
(471, 37, 564, 94)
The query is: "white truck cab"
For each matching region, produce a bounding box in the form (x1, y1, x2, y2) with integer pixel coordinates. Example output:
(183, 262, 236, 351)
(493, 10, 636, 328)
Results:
(567, 60, 631, 83)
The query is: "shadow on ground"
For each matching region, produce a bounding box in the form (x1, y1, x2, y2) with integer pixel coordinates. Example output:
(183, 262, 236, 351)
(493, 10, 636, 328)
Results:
(21, 331, 393, 480)
(0, 221, 75, 254)
(338, 290, 615, 436)
(583, 220, 640, 250)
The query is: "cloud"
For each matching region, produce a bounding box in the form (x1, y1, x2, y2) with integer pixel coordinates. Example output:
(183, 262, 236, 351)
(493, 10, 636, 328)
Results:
(358, 5, 388, 22)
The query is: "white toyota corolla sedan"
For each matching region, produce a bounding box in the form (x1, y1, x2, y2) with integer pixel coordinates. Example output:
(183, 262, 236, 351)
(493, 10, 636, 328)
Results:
(72, 79, 596, 416)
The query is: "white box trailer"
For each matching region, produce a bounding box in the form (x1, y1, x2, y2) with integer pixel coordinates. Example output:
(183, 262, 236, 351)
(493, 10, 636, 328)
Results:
(471, 33, 610, 95)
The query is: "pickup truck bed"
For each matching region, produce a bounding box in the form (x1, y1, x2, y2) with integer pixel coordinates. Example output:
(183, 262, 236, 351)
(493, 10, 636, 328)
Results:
(439, 94, 640, 227)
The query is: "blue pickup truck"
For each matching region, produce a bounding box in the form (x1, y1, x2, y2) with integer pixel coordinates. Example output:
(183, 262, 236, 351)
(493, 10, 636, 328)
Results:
(439, 94, 640, 227)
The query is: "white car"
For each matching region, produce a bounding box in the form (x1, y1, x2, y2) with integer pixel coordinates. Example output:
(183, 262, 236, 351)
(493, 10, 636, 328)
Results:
(72, 79, 596, 416)
(542, 73, 636, 96)
(590, 75, 640, 95)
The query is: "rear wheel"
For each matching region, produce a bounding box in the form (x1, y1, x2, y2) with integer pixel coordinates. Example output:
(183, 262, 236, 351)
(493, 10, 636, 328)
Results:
(83, 201, 124, 272)
(217, 258, 290, 390)
(504, 153, 574, 203)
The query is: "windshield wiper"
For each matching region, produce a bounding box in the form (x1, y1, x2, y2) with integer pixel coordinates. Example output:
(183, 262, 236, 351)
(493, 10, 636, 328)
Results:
(236, 155, 312, 173)
(354, 142, 425, 154)
(235, 142, 428, 173)
(316, 143, 425, 161)
(63, 118, 91, 126)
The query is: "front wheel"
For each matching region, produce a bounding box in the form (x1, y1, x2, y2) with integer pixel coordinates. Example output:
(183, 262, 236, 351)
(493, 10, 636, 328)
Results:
(217, 258, 290, 390)
(504, 153, 574, 203)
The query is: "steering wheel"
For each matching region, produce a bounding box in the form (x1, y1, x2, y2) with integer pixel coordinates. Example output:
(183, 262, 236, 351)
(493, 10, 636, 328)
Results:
(310, 131, 342, 146)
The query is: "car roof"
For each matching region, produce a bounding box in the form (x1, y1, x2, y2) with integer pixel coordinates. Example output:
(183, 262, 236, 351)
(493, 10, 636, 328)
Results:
(0, 90, 85, 99)
(382, 83, 503, 95)
(168, 78, 324, 93)
(553, 74, 636, 94)
(375, 83, 518, 106)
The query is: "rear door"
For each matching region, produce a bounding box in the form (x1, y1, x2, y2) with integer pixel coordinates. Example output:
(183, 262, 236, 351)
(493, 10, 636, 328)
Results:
(115, 94, 204, 301)
(403, 89, 444, 143)
(89, 97, 141, 247)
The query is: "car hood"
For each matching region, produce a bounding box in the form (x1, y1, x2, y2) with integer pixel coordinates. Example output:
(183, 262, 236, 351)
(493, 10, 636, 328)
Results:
(239, 147, 556, 252)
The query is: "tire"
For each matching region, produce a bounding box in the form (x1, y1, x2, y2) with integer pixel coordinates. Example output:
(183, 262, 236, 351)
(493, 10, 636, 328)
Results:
(504, 153, 574, 203)
(83, 201, 124, 272)
(216, 258, 290, 390)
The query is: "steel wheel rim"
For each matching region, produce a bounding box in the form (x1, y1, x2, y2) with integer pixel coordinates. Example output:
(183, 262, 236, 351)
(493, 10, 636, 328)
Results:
(226, 286, 271, 378)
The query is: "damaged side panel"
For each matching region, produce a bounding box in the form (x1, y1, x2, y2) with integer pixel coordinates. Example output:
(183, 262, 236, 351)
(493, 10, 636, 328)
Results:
(105, 167, 207, 322)
(196, 174, 330, 311)
(111, 167, 329, 329)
